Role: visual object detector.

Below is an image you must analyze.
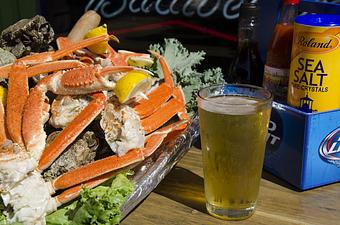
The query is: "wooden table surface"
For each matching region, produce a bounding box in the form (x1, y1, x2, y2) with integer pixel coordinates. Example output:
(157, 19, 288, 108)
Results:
(122, 147, 340, 225)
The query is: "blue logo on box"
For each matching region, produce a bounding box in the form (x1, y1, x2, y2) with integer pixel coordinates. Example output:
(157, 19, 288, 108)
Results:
(319, 127, 340, 167)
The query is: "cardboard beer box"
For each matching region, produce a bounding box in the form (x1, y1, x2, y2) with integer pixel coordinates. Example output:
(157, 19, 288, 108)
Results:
(264, 102, 340, 190)
(263, 0, 340, 190)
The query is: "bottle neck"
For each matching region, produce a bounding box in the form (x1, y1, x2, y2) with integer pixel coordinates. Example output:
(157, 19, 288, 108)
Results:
(278, 3, 299, 25)
(238, 16, 258, 48)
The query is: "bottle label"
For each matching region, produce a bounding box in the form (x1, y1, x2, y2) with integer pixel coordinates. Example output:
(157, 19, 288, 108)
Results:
(263, 65, 289, 101)
(287, 23, 340, 113)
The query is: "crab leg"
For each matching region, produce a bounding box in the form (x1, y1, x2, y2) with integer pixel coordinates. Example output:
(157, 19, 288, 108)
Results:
(0, 35, 117, 78)
(134, 50, 174, 118)
(22, 86, 49, 159)
(21, 35, 118, 66)
(107, 46, 128, 66)
(99, 65, 136, 76)
(22, 65, 136, 160)
(141, 98, 184, 134)
(173, 86, 190, 120)
(56, 37, 96, 62)
(79, 56, 95, 64)
(51, 120, 188, 191)
(148, 50, 174, 87)
(134, 83, 172, 119)
(0, 60, 85, 79)
(135, 85, 189, 122)
(37, 92, 106, 171)
(6, 63, 28, 147)
(108, 46, 150, 66)
(54, 171, 117, 205)
(52, 149, 142, 190)
(52, 35, 118, 61)
(36, 65, 135, 96)
(26, 60, 85, 77)
(140, 84, 189, 134)
(137, 61, 188, 133)
(56, 37, 71, 50)
(54, 116, 187, 205)
(0, 34, 119, 78)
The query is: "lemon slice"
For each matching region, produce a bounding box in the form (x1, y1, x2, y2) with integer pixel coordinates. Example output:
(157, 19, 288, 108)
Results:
(84, 24, 109, 54)
(127, 55, 154, 68)
(0, 86, 7, 106)
(114, 71, 152, 103)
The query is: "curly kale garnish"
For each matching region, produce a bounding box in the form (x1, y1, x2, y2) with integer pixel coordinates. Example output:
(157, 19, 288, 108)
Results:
(149, 39, 224, 116)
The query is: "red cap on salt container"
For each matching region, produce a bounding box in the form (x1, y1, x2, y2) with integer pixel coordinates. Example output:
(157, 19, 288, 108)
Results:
(284, 0, 300, 5)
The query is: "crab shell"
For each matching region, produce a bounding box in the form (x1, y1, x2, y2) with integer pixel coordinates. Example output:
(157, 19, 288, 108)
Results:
(0, 35, 190, 224)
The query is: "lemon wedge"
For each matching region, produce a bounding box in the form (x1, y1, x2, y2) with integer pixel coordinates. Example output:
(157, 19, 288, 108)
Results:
(114, 71, 152, 103)
(0, 86, 7, 106)
(84, 24, 109, 54)
(127, 55, 154, 68)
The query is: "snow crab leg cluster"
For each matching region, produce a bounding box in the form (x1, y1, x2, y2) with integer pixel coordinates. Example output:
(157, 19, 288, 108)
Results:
(0, 34, 189, 224)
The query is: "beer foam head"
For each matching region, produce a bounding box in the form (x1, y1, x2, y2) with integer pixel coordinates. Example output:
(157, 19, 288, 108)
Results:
(199, 95, 260, 115)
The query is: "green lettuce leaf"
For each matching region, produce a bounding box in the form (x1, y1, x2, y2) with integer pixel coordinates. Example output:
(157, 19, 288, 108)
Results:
(0, 213, 7, 225)
(45, 201, 76, 225)
(149, 39, 225, 116)
(46, 173, 134, 225)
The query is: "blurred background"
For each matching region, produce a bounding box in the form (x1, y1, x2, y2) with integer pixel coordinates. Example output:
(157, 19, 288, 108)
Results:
(0, 0, 339, 73)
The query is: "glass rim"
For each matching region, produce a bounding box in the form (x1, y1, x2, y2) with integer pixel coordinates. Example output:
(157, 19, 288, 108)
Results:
(198, 83, 273, 106)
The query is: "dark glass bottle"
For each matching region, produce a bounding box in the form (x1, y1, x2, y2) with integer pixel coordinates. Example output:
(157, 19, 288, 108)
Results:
(227, 2, 263, 86)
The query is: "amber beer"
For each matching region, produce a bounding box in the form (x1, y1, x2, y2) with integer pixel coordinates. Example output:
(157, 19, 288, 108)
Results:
(198, 85, 272, 220)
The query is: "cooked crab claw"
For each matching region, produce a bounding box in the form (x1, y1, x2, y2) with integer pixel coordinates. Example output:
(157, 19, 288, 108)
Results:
(50, 119, 189, 191)
(0, 26, 192, 224)
(0, 34, 119, 79)
(134, 50, 175, 118)
(21, 65, 138, 162)
(36, 92, 107, 171)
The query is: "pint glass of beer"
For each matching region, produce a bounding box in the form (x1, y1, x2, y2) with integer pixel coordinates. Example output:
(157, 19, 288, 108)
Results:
(198, 84, 272, 220)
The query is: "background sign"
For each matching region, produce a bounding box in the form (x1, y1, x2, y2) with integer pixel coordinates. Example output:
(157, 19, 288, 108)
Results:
(41, 0, 258, 72)
(0, 0, 337, 73)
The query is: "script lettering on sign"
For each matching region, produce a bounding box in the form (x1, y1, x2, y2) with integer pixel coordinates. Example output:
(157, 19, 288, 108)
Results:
(85, 0, 250, 20)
